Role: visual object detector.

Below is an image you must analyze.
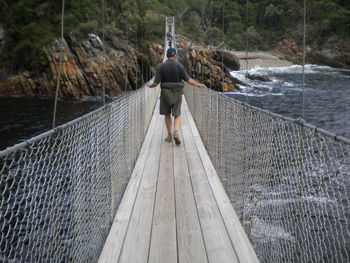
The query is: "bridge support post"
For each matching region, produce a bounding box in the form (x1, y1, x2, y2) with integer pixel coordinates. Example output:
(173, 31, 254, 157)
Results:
(242, 220, 252, 241)
(165, 16, 175, 47)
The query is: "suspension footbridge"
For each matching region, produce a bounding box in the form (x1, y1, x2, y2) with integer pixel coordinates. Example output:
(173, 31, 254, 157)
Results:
(1, 17, 350, 263)
(99, 95, 258, 263)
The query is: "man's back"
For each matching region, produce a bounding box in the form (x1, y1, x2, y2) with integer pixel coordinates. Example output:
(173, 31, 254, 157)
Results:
(154, 60, 190, 84)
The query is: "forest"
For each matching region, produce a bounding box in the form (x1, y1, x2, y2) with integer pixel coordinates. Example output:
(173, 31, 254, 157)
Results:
(0, 0, 349, 74)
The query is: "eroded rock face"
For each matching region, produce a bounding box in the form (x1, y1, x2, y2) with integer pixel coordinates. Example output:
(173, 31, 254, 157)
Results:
(0, 36, 243, 98)
(0, 34, 162, 99)
(177, 41, 241, 92)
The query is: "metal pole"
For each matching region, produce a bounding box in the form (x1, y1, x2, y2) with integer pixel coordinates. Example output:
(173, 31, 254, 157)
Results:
(52, 0, 65, 129)
(102, 0, 106, 105)
(221, 2, 225, 86)
(301, 0, 306, 119)
(245, 0, 249, 78)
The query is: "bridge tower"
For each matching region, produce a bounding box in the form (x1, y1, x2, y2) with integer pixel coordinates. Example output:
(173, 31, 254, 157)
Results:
(165, 17, 175, 48)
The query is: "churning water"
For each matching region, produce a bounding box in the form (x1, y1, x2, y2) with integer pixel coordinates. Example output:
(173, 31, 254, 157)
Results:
(228, 64, 350, 262)
(228, 65, 350, 139)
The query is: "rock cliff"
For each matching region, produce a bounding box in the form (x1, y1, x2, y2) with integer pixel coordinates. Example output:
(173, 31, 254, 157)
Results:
(0, 34, 163, 99)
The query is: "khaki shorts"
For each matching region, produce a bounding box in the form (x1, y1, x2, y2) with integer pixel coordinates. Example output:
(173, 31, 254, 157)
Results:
(160, 95, 182, 117)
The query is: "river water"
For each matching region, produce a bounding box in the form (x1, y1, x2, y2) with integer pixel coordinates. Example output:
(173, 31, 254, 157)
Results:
(228, 65, 350, 139)
(0, 97, 101, 151)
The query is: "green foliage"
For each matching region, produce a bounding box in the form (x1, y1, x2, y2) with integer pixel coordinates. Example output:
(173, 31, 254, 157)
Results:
(144, 11, 165, 42)
(0, 0, 349, 73)
(74, 20, 99, 40)
(13, 21, 56, 71)
(182, 11, 205, 43)
(205, 26, 222, 46)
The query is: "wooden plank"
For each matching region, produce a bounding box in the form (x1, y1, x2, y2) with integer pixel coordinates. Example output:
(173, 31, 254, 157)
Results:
(148, 128, 177, 263)
(117, 113, 164, 263)
(181, 121, 240, 263)
(183, 99, 260, 263)
(99, 101, 160, 263)
(173, 128, 208, 263)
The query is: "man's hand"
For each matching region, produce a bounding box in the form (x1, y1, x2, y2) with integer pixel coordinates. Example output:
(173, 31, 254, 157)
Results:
(146, 82, 159, 88)
(187, 79, 205, 88)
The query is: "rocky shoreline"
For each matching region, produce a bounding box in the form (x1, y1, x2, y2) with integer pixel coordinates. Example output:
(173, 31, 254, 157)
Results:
(0, 35, 349, 100)
(234, 51, 293, 70)
(0, 36, 245, 98)
(274, 39, 350, 69)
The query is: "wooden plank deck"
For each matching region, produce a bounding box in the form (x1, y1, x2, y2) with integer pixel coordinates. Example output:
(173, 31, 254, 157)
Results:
(99, 97, 259, 263)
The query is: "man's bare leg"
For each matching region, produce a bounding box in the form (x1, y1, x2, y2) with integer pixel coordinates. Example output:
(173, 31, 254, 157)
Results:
(164, 115, 172, 142)
(174, 115, 181, 131)
(173, 115, 181, 145)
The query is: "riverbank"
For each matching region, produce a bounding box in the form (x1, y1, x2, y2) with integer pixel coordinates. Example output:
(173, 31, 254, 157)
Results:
(234, 51, 293, 70)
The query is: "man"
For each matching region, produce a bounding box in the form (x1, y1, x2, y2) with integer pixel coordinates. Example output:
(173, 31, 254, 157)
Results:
(147, 48, 205, 145)
(168, 39, 172, 48)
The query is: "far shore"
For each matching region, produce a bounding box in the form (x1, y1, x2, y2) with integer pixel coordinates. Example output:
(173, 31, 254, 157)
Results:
(233, 51, 293, 70)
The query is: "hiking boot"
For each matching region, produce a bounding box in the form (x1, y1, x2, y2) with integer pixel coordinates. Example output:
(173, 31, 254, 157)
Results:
(173, 131, 181, 145)
(164, 134, 172, 143)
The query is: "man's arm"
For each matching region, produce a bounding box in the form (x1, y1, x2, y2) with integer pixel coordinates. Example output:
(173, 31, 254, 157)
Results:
(186, 78, 205, 87)
(147, 64, 161, 88)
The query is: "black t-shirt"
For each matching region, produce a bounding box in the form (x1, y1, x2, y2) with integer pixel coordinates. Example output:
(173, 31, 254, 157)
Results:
(154, 59, 190, 84)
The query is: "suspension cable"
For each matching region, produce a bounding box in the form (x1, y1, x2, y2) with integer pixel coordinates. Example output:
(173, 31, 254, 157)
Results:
(52, 0, 65, 129)
(245, 0, 249, 78)
(221, 2, 225, 85)
(124, 27, 129, 92)
(101, 0, 106, 105)
(301, 0, 306, 119)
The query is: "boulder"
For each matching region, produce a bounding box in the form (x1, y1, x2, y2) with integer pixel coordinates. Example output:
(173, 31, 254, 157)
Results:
(177, 41, 240, 92)
(213, 50, 240, 71)
(248, 74, 272, 82)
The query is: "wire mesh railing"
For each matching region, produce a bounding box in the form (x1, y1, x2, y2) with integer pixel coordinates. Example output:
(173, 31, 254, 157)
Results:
(0, 86, 159, 262)
(184, 85, 350, 263)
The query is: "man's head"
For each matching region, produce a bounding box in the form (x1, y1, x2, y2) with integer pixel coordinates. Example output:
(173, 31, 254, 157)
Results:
(166, 48, 176, 58)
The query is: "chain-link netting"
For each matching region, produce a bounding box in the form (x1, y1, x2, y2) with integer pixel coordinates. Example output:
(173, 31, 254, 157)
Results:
(184, 85, 350, 263)
(0, 86, 159, 262)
